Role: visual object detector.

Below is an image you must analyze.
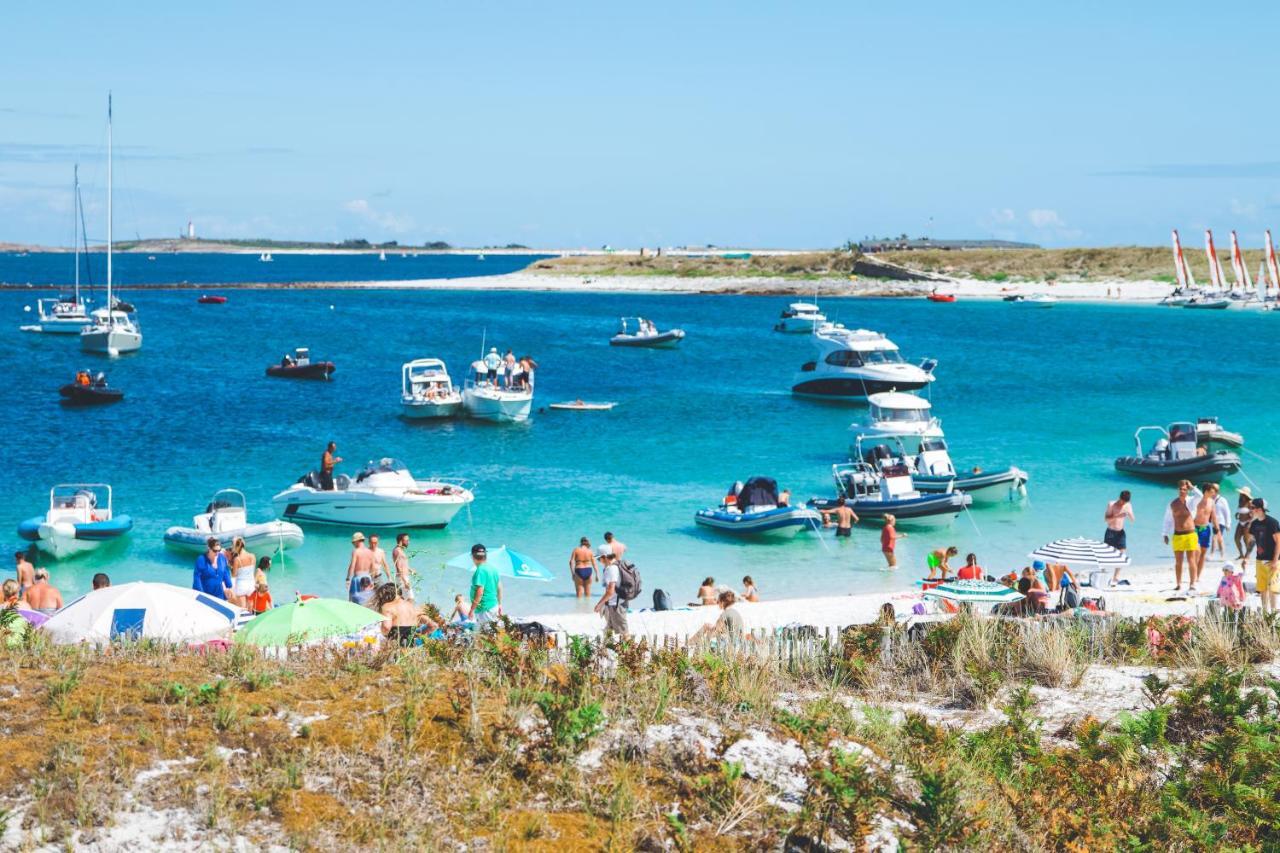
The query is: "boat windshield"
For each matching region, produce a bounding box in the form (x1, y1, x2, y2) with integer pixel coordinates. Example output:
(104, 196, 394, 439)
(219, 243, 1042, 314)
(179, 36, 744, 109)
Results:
(825, 351, 863, 367)
(1169, 423, 1196, 443)
(919, 438, 948, 452)
(875, 407, 928, 423)
(861, 350, 903, 364)
(356, 458, 408, 480)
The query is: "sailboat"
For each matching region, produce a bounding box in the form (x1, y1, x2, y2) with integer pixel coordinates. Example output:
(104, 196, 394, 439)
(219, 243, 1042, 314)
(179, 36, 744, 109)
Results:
(80, 95, 142, 356)
(1185, 230, 1230, 309)
(1225, 230, 1263, 309)
(20, 166, 94, 334)
(1264, 229, 1280, 309)
(1162, 229, 1196, 306)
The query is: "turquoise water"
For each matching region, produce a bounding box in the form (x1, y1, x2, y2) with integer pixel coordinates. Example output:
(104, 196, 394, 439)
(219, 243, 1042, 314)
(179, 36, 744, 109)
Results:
(4, 287, 1278, 616)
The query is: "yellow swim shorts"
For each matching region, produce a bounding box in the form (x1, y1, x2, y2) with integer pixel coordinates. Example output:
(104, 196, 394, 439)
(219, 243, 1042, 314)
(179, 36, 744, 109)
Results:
(1256, 560, 1280, 593)
(1171, 531, 1199, 553)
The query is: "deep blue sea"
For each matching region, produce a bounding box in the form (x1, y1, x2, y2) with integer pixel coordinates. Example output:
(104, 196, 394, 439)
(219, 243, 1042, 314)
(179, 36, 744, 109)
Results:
(3, 251, 1278, 616)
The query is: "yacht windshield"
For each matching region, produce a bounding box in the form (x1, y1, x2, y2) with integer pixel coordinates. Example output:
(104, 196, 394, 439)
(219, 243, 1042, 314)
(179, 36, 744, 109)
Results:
(861, 350, 903, 365)
(825, 351, 863, 367)
(876, 408, 928, 423)
(357, 458, 408, 479)
(919, 438, 948, 452)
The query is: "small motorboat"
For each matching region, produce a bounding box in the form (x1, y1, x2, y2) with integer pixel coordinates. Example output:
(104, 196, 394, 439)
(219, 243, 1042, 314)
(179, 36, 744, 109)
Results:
(164, 488, 303, 553)
(773, 301, 826, 333)
(197, 294, 227, 304)
(460, 354, 534, 422)
(926, 292, 956, 303)
(1195, 417, 1244, 451)
(59, 371, 124, 406)
(1183, 297, 1230, 310)
(401, 358, 462, 419)
(272, 458, 474, 529)
(267, 348, 335, 380)
(1114, 423, 1242, 482)
(809, 459, 970, 527)
(866, 437, 1028, 505)
(18, 483, 133, 559)
(791, 323, 937, 401)
(548, 400, 617, 411)
(848, 391, 943, 453)
(695, 477, 820, 538)
(610, 317, 685, 348)
(21, 296, 92, 334)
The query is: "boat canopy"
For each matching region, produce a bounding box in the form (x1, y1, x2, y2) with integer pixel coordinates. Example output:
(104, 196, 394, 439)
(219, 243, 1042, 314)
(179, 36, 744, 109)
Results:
(868, 391, 932, 411)
(736, 476, 779, 510)
(206, 488, 247, 513)
(788, 302, 820, 312)
(50, 483, 110, 512)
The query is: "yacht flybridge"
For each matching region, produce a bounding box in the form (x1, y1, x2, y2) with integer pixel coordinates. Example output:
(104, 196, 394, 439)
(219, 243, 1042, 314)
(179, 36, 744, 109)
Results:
(791, 323, 936, 401)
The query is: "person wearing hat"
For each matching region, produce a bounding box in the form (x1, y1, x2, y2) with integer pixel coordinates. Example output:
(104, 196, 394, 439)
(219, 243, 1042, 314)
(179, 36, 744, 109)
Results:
(593, 547, 627, 636)
(483, 347, 502, 384)
(345, 532, 375, 603)
(1247, 498, 1280, 615)
(1234, 487, 1256, 562)
(468, 543, 503, 625)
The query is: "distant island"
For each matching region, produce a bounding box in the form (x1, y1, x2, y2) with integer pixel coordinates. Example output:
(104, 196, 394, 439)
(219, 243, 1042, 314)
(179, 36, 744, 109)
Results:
(1, 237, 535, 254)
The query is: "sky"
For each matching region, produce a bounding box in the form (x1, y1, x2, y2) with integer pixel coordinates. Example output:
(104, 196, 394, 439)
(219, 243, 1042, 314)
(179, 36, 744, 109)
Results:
(2, 1, 1279, 249)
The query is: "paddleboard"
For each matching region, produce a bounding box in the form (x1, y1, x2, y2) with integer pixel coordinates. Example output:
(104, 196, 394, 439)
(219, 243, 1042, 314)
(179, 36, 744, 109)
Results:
(548, 401, 617, 411)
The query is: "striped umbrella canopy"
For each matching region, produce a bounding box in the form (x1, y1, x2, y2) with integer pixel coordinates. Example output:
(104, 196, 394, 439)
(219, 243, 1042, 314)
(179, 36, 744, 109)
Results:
(1028, 537, 1130, 567)
(923, 579, 1024, 604)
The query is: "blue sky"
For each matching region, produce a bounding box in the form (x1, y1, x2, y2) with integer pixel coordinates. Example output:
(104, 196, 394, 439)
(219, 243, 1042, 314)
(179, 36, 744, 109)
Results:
(3, 1, 1278, 248)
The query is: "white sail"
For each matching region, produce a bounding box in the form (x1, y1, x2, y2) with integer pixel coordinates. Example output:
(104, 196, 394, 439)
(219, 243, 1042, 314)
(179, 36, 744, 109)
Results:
(1229, 230, 1251, 292)
(1171, 230, 1187, 289)
(1266, 229, 1280, 299)
(1204, 230, 1226, 292)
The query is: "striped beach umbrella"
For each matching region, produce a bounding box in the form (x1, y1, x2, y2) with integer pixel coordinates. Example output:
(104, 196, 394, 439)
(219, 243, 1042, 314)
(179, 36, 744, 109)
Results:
(923, 579, 1024, 604)
(1028, 537, 1129, 567)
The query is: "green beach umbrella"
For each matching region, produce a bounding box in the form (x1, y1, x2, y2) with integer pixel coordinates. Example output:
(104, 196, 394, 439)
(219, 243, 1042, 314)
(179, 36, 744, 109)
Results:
(234, 597, 383, 647)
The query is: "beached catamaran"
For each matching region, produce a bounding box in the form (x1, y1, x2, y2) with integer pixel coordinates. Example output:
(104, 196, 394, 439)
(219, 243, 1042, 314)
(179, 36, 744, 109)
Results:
(1226, 230, 1263, 309)
(1183, 230, 1231, 309)
(1265, 229, 1280, 306)
(1164, 229, 1197, 305)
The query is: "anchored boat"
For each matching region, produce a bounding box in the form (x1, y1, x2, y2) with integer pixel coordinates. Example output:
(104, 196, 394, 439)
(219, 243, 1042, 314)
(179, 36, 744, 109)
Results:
(272, 458, 474, 529)
(809, 458, 970, 527)
(267, 348, 335, 380)
(1114, 423, 1242, 482)
(791, 323, 936, 401)
(401, 358, 462, 419)
(18, 484, 133, 559)
(848, 391, 943, 453)
(695, 477, 820, 538)
(164, 488, 303, 554)
(610, 317, 685, 348)
(773, 301, 826, 333)
(866, 437, 1028, 504)
(59, 371, 123, 406)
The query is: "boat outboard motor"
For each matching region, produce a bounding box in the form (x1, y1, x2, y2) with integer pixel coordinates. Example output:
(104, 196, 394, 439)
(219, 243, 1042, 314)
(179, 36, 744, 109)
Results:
(299, 471, 322, 489)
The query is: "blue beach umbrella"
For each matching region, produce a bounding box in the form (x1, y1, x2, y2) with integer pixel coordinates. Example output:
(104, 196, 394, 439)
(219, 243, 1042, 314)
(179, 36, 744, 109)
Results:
(444, 546, 554, 582)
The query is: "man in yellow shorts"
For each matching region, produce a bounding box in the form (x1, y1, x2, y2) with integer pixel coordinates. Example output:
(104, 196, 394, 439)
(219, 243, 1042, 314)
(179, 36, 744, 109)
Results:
(1162, 480, 1200, 592)
(1247, 498, 1280, 614)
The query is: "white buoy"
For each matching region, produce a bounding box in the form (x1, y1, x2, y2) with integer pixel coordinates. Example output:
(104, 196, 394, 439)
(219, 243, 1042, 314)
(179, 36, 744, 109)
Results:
(107, 347, 119, 357)
(329, 304, 335, 310)
(23, 305, 31, 312)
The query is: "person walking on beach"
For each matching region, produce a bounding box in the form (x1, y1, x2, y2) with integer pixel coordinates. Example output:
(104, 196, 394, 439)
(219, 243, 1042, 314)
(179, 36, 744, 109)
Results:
(13, 550, 34, 598)
(483, 347, 502, 383)
(345, 532, 375, 602)
(1163, 480, 1201, 592)
(1202, 483, 1231, 560)
(881, 514, 904, 567)
(821, 497, 858, 538)
(568, 537, 598, 599)
(594, 549, 627, 636)
(21, 568, 62, 615)
(392, 533, 415, 600)
(603, 531, 627, 562)
(1235, 488, 1256, 562)
(1104, 490, 1135, 584)
(1248, 498, 1280, 614)
(468, 544, 503, 625)
(925, 546, 958, 580)
(368, 533, 390, 585)
(320, 441, 342, 491)
(193, 537, 232, 600)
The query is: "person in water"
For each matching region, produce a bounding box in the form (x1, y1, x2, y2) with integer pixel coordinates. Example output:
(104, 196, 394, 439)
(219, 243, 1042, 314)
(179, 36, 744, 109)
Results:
(320, 441, 342, 491)
(345, 532, 375, 602)
(925, 546, 958, 580)
(1163, 480, 1201, 592)
(569, 537, 598, 599)
(881, 514, 904, 568)
(227, 537, 256, 609)
(821, 497, 858, 537)
(392, 533, 415, 600)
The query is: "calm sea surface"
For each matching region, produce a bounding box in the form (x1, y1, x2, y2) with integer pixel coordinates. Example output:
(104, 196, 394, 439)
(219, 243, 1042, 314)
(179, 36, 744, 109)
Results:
(3, 252, 1277, 616)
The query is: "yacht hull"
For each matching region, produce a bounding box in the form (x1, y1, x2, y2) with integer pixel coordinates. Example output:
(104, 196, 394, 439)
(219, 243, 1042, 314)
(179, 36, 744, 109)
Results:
(913, 467, 1029, 504)
(1113, 452, 1241, 482)
(401, 398, 462, 419)
(271, 488, 469, 529)
(18, 515, 134, 559)
(462, 387, 532, 422)
(81, 328, 142, 355)
(792, 376, 930, 400)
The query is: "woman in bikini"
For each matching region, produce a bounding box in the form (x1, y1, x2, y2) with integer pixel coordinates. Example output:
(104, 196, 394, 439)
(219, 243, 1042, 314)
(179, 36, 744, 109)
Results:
(227, 537, 257, 609)
(569, 537, 598, 599)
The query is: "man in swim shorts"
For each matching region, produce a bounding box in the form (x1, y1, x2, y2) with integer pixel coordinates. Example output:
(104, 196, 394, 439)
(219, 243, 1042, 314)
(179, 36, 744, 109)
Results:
(821, 497, 858, 537)
(1248, 498, 1280, 615)
(1103, 490, 1134, 584)
(1163, 480, 1201, 592)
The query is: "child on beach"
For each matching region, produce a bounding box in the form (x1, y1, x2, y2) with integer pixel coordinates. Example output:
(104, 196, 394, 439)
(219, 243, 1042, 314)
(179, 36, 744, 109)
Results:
(1217, 564, 1245, 612)
(448, 594, 475, 625)
(881, 515, 904, 568)
(957, 553, 983, 580)
(248, 580, 273, 615)
(741, 576, 759, 602)
(925, 546, 958, 580)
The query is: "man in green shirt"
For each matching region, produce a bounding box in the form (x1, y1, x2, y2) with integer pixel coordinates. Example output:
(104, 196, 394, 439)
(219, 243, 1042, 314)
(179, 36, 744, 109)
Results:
(468, 543, 502, 625)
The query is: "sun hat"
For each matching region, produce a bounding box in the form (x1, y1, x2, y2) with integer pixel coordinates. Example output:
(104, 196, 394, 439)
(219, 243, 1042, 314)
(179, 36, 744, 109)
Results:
(1238, 486, 1253, 499)
(351, 531, 365, 543)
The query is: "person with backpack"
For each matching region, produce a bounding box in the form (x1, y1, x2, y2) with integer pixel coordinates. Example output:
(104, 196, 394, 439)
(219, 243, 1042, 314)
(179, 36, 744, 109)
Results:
(594, 549, 627, 636)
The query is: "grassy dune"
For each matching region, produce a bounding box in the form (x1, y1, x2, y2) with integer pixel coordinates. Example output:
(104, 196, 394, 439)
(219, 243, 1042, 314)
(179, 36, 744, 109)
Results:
(530, 251, 862, 280)
(877, 245, 1274, 283)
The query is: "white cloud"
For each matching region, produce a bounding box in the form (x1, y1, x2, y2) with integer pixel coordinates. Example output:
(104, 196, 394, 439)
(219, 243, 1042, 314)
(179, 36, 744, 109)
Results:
(1028, 208, 1064, 228)
(990, 207, 1016, 224)
(342, 198, 415, 235)
(1228, 198, 1259, 218)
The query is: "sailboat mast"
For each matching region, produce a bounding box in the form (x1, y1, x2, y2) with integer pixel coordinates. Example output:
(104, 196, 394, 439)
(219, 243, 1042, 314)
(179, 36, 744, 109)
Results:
(73, 164, 80, 301)
(1171, 230, 1187, 289)
(106, 93, 113, 308)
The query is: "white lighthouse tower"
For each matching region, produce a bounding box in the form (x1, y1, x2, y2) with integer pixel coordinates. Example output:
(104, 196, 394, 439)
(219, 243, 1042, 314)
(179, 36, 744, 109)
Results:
(187, 220, 195, 240)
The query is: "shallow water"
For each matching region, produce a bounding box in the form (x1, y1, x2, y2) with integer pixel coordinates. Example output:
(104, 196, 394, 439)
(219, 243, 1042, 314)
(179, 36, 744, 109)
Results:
(3, 283, 1276, 616)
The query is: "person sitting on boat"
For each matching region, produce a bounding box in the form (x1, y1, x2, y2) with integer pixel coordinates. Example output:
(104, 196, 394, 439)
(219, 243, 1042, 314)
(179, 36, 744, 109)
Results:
(75, 370, 91, 387)
(282, 353, 295, 368)
(956, 553, 983, 581)
(93, 372, 107, 387)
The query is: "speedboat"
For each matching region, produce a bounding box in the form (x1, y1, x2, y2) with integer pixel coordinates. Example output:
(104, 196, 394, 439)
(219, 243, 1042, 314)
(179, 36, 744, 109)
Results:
(610, 317, 685, 348)
(926, 293, 956, 303)
(164, 488, 303, 553)
(695, 477, 820, 538)
(1195, 417, 1244, 451)
(868, 437, 1028, 505)
(18, 484, 133, 559)
(401, 358, 462, 419)
(809, 460, 970, 528)
(1003, 294, 1057, 307)
(1160, 289, 1192, 307)
(197, 294, 227, 304)
(461, 358, 533, 422)
(272, 458, 474, 529)
(791, 323, 936, 401)
(773, 301, 826, 333)
(848, 391, 943, 453)
(1114, 423, 1241, 482)
(259, 252, 273, 262)
(267, 348, 335, 380)
(21, 297, 92, 334)
(59, 371, 123, 406)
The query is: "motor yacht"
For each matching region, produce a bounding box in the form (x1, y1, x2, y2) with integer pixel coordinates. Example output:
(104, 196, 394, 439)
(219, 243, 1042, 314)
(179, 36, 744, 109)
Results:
(1194, 417, 1243, 451)
(164, 488, 304, 554)
(773, 301, 826, 333)
(22, 297, 92, 335)
(847, 391, 943, 453)
(695, 476, 821, 538)
(1114, 423, 1241, 482)
(609, 317, 685, 348)
(809, 460, 970, 528)
(272, 458, 474, 529)
(18, 484, 133, 559)
(862, 437, 1028, 505)
(791, 323, 936, 401)
(401, 358, 462, 419)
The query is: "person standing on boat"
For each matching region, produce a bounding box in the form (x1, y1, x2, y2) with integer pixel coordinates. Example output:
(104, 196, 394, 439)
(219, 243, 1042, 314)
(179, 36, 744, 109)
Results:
(484, 347, 502, 384)
(193, 538, 233, 601)
(502, 350, 516, 388)
(1162, 480, 1201, 592)
(820, 497, 858, 538)
(320, 441, 342, 491)
(569, 537, 598, 599)
(519, 356, 537, 392)
(1104, 491, 1135, 584)
(468, 543, 503, 626)
(392, 533, 415, 600)
(345, 532, 376, 602)
(1248, 498, 1280, 614)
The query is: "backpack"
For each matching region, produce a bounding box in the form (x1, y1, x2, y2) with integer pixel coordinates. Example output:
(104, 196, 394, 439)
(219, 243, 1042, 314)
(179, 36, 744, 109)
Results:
(652, 588, 672, 611)
(615, 560, 641, 604)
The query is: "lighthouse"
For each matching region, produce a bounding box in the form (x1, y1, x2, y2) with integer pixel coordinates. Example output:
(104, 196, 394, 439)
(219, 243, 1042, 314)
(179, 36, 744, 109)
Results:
(187, 220, 195, 240)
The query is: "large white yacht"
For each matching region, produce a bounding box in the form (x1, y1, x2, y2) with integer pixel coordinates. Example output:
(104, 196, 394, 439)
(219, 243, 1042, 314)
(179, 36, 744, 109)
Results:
(847, 391, 944, 453)
(791, 323, 936, 401)
(272, 458, 474, 529)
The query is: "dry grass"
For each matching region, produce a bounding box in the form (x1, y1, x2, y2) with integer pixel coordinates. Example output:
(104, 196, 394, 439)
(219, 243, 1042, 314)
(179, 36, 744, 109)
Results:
(877, 245, 1273, 283)
(530, 251, 861, 280)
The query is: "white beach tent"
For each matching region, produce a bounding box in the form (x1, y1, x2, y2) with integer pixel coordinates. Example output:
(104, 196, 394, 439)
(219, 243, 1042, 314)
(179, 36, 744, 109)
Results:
(41, 581, 239, 645)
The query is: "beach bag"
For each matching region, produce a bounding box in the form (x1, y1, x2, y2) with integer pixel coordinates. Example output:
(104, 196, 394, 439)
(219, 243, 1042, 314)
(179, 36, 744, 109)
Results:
(652, 588, 672, 611)
(616, 560, 641, 603)
(1061, 584, 1080, 610)
(1088, 570, 1109, 589)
